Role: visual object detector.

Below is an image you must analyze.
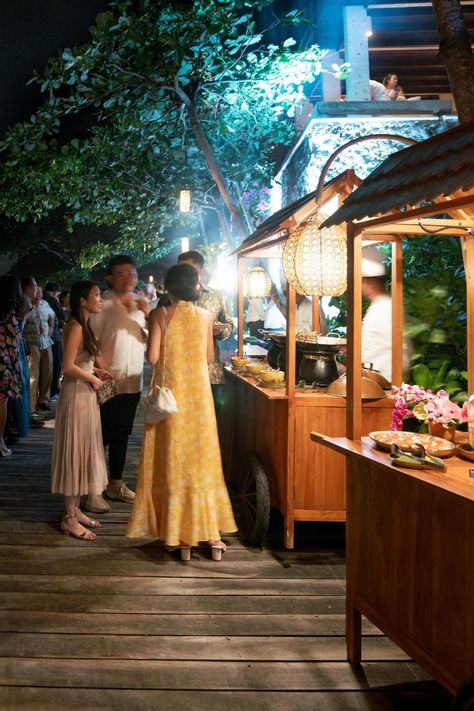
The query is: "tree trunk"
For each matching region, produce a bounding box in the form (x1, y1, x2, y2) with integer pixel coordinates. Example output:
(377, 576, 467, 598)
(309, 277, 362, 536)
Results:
(173, 82, 248, 240)
(431, 0, 474, 123)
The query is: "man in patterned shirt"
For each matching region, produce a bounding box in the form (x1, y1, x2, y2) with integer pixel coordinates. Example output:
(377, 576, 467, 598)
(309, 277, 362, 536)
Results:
(178, 250, 234, 410)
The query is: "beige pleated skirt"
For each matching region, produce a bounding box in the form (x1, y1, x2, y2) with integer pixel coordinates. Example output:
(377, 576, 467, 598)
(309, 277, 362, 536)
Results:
(51, 374, 108, 496)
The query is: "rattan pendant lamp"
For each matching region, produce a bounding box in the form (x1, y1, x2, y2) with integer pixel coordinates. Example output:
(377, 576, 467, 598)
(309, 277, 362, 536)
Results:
(282, 133, 417, 296)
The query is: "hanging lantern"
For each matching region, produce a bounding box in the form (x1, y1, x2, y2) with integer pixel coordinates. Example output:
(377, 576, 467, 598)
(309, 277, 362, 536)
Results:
(180, 236, 190, 252)
(179, 188, 191, 213)
(243, 266, 272, 299)
(282, 212, 347, 296)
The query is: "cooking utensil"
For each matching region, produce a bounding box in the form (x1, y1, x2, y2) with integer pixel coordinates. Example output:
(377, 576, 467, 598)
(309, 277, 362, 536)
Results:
(327, 373, 386, 400)
(389, 443, 446, 471)
(362, 363, 391, 389)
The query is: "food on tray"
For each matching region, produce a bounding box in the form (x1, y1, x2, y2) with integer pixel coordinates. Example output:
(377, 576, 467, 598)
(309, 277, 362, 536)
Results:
(246, 362, 268, 376)
(296, 331, 346, 347)
(369, 430, 455, 457)
(296, 330, 320, 341)
(259, 369, 285, 384)
(231, 356, 249, 368)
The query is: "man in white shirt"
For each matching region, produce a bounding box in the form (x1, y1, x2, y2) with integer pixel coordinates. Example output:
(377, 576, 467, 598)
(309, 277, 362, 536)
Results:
(369, 79, 390, 101)
(86, 255, 149, 513)
(246, 298, 267, 337)
(269, 286, 328, 334)
(361, 246, 410, 381)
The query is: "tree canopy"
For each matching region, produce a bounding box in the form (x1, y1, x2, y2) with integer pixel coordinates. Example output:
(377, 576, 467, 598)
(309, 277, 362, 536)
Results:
(0, 0, 348, 269)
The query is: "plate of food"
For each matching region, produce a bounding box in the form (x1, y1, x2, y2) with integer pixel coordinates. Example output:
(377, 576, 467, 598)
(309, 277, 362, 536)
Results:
(231, 356, 250, 370)
(456, 443, 474, 462)
(368, 430, 456, 458)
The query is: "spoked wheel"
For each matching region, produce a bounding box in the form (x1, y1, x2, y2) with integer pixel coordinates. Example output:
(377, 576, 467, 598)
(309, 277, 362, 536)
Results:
(238, 452, 271, 546)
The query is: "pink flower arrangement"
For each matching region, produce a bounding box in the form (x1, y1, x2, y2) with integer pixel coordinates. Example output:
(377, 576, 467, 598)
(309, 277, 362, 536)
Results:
(421, 390, 466, 428)
(390, 383, 433, 430)
(390, 383, 466, 431)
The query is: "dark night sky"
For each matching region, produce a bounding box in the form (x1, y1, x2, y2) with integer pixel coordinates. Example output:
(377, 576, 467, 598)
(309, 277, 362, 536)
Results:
(0, 0, 110, 133)
(0, 0, 331, 135)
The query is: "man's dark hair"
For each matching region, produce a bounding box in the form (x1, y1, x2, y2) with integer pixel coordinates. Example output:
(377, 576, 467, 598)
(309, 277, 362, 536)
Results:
(20, 276, 36, 290)
(45, 281, 60, 293)
(178, 250, 204, 268)
(107, 254, 136, 275)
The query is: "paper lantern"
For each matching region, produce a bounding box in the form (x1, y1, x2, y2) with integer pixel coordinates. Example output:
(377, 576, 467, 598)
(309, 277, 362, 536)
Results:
(282, 213, 347, 296)
(179, 188, 191, 213)
(244, 266, 272, 299)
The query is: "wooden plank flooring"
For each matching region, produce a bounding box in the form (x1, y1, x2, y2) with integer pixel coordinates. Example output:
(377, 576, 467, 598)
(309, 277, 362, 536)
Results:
(0, 411, 453, 710)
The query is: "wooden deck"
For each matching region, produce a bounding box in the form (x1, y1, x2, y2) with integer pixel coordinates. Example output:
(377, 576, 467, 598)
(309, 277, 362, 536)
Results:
(0, 410, 453, 710)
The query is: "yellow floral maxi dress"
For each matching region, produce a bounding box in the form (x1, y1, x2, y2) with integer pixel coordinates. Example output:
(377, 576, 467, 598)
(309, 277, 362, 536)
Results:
(127, 301, 237, 546)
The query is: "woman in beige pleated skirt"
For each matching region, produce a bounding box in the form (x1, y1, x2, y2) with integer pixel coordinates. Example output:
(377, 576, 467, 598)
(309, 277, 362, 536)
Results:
(51, 281, 108, 540)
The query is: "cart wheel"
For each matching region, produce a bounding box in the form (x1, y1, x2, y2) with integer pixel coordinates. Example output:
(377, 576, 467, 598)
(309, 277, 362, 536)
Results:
(239, 452, 271, 546)
(451, 679, 474, 710)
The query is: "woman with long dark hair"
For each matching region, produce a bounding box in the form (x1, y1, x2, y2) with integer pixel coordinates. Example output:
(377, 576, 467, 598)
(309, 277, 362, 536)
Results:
(127, 264, 236, 560)
(51, 281, 108, 540)
(0, 275, 22, 456)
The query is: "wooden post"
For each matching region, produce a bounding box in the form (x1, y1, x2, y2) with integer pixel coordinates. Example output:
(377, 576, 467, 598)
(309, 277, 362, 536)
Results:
(346, 226, 362, 439)
(311, 295, 320, 332)
(238, 257, 244, 357)
(462, 233, 474, 394)
(391, 239, 403, 386)
(285, 283, 296, 549)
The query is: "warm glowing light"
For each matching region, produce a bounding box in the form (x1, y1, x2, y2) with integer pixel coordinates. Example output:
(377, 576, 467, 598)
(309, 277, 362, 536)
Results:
(243, 266, 272, 299)
(179, 188, 191, 213)
(208, 254, 236, 294)
(181, 236, 190, 252)
(148, 275, 154, 283)
(282, 212, 347, 296)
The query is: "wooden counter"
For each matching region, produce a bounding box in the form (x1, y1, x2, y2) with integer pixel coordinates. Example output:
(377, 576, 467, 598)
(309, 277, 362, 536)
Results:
(219, 368, 392, 547)
(311, 432, 474, 695)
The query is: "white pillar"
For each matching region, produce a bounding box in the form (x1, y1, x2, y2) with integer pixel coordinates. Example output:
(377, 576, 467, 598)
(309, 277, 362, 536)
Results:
(343, 5, 370, 101)
(322, 51, 342, 101)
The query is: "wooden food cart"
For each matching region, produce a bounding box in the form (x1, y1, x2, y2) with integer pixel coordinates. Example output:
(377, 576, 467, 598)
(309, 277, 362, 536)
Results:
(312, 120, 474, 697)
(219, 171, 392, 550)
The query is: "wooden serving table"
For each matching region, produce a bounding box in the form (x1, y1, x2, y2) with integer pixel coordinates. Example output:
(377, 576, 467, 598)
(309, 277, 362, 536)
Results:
(311, 432, 474, 694)
(218, 366, 392, 547)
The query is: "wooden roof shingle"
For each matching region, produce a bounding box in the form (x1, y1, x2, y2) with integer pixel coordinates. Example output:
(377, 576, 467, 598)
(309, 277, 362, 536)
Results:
(321, 119, 474, 227)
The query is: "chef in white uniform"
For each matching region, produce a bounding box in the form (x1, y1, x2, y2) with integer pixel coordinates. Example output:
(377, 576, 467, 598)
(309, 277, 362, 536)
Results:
(361, 246, 410, 382)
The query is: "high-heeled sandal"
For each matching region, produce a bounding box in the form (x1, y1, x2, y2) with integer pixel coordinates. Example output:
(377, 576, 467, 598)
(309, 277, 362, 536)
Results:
(208, 540, 226, 562)
(61, 513, 96, 541)
(164, 543, 192, 562)
(0, 442, 12, 457)
(75, 507, 102, 529)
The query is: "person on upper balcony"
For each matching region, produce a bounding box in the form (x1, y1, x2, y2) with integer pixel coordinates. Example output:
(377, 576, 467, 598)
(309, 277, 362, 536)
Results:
(369, 79, 390, 101)
(383, 73, 406, 101)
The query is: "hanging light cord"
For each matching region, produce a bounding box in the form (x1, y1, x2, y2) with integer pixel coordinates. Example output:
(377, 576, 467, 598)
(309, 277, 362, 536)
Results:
(417, 220, 472, 235)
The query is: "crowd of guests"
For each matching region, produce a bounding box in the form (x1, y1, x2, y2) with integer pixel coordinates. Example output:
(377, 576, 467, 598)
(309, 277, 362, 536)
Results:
(0, 251, 236, 560)
(0, 275, 70, 454)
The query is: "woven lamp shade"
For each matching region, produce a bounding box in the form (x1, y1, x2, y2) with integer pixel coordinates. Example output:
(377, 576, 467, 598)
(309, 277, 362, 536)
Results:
(243, 266, 272, 299)
(282, 213, 347, 296)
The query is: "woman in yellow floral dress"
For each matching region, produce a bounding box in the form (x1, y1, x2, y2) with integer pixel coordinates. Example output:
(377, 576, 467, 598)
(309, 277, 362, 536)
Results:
(127, 264, 236, 560)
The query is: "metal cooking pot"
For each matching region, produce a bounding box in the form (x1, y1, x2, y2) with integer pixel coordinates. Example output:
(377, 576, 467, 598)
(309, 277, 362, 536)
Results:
(277, 346, 303, 377)
(299, 351, 339, 387)
(326, 373, 387, 400)
(362, 363, 391, 389)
